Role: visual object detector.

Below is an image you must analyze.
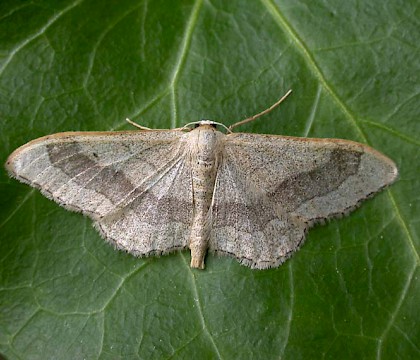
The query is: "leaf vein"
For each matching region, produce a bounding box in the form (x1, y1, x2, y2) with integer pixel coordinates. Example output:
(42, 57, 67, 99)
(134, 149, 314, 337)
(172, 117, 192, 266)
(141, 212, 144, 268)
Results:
(376, 265, 417, 358)
(169, 0, 204, 127)
(0, 0, 84, 76)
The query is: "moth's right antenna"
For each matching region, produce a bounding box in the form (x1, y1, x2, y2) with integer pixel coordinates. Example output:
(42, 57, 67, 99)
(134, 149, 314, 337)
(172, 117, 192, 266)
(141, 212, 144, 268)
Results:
(229, 89, 292, 131)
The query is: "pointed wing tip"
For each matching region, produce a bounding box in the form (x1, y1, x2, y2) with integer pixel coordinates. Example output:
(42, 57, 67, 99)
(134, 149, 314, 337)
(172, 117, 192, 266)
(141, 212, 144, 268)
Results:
(5, 153, 18, 178)
(382, 155, 399, 187)
(390, 163, 399, 183)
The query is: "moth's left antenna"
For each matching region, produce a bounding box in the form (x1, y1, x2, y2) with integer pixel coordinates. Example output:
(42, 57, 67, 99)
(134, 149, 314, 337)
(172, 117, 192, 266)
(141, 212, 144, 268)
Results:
(126, 118, 152, 130)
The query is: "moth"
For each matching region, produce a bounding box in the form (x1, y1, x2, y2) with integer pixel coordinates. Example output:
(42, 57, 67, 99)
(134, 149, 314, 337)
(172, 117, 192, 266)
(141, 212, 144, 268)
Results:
(6, 91, 398, 269)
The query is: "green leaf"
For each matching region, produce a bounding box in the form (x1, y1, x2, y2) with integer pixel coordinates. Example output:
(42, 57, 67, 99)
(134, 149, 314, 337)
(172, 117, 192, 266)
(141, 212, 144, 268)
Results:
(1, 0, 418, 358)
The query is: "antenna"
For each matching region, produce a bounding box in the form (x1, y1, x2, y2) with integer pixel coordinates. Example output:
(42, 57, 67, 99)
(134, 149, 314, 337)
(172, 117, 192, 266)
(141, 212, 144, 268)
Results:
(125, 118, 152, 130)
(228, 89, 292, 131)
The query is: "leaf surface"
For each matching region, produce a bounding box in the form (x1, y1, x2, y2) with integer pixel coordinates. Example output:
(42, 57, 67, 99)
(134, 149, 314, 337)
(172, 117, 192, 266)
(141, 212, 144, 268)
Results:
(0, 0, 419, 359)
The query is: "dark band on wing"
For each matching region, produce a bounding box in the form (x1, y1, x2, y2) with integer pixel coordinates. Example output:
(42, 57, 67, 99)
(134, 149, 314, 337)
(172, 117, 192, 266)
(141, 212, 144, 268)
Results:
(47, 142, 136, 205)
(270, 148, 362, 211)
(47, 142, 193, 224)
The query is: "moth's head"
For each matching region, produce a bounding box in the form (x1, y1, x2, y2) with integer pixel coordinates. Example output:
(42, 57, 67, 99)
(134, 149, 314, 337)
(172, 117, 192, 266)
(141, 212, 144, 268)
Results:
(182, 120, 231, 133)
(195, 120, 217, 129)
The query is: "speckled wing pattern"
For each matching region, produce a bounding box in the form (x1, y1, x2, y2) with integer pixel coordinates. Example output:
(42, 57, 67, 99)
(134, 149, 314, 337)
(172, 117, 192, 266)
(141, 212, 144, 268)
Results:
(6, 131, 194, 256)
(210, 133, 397, 268)
(6, 126, 397, 270)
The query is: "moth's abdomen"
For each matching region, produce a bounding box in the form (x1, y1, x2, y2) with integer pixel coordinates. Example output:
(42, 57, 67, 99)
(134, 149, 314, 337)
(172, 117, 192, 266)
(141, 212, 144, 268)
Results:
(186, 125, 224, 268)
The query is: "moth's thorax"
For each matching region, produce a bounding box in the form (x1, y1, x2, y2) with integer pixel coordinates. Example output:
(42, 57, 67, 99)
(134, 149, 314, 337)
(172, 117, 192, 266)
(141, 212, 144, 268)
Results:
(186, 124, 224, 269)
(186, 124, 224, 162)
(186, 124, 224, 183)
